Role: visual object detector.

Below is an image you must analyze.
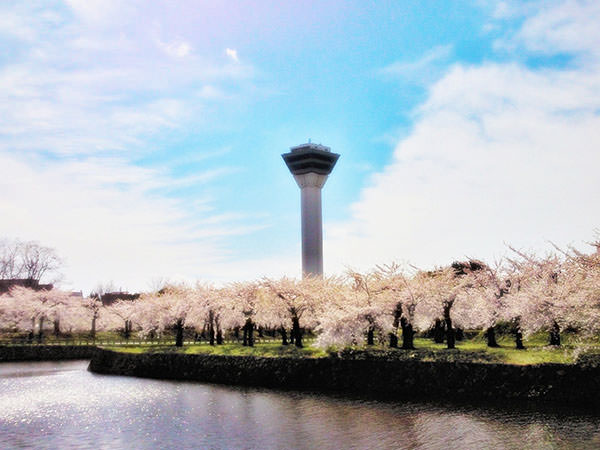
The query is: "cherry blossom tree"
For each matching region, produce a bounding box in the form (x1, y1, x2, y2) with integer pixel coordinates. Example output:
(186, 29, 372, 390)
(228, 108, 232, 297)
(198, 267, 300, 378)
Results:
(549, 239, 600, 337)
(133, 294, 163, 340)
(4, 287, 73, 342)
(158, 286, 194, 347)
(506, 248, 582, 347)
(376, 264, 435, 350)
(188, 284, 232, 346)
(260, 276, 325, 348)
(226, 281, 261, 346)
(132, 284, 198, 347)
(35, 289, 70, 341)
(344, 269, 392, 346)
(455, 260, 513, 347)
(418, 266, 470, 349)
(314, 272, 398, 349)
(2, 287, 38, 339)
(0, 291, 26, 333)
(108, 299, 137, 339)
(79, 296, 103, 339)
(315, 281, 371, 348)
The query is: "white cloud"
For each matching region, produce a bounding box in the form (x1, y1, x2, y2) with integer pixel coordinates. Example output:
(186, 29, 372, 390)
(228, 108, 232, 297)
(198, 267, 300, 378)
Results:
(378, 45, 453, 84)
(0, 10, 36, 41)
(197, 85, 229, 100)
(157, 39, 193, 58)
(515, 0, 600, 56)
(491, 0, 600, 58)
(325, 1, 600, 273)
(492, 1, 513, 19)
(64, 0, 135, 26)
(226, 48, 239, 63)
(0, 3, 254, 157)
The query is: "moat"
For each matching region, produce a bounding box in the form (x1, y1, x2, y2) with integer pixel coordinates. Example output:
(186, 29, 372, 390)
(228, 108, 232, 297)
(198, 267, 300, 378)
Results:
(1, 360, 599, 449)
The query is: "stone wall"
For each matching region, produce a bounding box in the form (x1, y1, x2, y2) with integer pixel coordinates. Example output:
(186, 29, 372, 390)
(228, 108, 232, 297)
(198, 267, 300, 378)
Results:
(0, 345, 96, 362)
(89, 348, 600, 406)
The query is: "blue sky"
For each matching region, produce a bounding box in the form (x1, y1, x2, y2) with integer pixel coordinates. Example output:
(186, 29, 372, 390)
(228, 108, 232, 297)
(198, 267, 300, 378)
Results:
(1, 1, 599, 294)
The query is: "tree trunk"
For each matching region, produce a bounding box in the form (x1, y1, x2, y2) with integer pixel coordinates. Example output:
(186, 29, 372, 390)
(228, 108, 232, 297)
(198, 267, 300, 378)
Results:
(446, 326, 455, 349)
(401, 317, 415, 350)
(515, 329, 525, 349)
(53, 319, 60, 337)
(292, 316, 303, 348)
(485, 326, 499, 347)
(444, 316, 455, 350)
(175, 319, 184, 347)
(90, 315, 97, 340)
(124, 320, 131, 340)
(280, 327, 288, 345)
(258, 326, 264, 338)
(389, 332, 398, 348)
(455, 328, 464, 341)
(390, 302, 402, 348)
(216, 325, 223, 345)
(28, 317, 35, 343)
(233, 326, 240, 340)
(207, 311, 215, 346)
(208, 322, 215, 346)
(366, 326, 375, 346)
(37, 316, 45, 343)
(243, 319, 254, 347)
(433, 319, 445, 343)
(549, 321, 561, 346)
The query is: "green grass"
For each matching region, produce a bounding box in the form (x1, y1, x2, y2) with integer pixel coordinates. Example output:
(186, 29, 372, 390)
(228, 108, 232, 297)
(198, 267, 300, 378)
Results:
(103, 335, 600, 366)
(0, 330, 150, 343)
(103, 342, 328, 358)
(103, 345, 149, 354)
(411, 337, 578, 365)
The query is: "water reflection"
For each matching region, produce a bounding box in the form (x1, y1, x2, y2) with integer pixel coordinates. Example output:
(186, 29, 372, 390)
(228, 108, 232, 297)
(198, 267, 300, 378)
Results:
(0, 360, 599, 449)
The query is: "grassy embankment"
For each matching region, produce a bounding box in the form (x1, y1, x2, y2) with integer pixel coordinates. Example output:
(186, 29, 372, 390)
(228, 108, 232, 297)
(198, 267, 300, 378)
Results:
(5, 329, 597, 365)
(104, 334, 600, 365)
(105, 342, 328, 358)
(0, 331, 143, 344)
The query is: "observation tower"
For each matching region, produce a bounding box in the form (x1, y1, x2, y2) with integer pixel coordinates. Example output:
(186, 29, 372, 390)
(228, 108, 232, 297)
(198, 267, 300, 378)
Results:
(282, 142, 339, 277)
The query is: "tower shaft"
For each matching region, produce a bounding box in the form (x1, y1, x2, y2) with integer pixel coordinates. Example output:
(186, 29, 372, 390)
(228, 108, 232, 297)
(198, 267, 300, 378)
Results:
(301, 185, 323, 276)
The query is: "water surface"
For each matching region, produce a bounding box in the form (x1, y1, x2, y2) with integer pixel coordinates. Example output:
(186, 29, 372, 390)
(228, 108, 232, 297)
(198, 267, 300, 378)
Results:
(1, 360, 599, 449)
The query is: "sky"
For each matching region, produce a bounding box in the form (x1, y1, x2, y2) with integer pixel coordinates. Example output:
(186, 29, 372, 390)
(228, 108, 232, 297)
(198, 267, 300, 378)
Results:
(1, 0, 599, 294)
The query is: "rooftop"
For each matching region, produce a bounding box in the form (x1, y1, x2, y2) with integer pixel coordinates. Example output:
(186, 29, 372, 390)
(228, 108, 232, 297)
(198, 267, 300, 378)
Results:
(290, 142, 331, 153)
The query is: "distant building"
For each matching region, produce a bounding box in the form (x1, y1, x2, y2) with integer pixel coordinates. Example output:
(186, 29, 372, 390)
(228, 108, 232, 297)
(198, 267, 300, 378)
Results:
(0, 279, 53, 295)
(92, 291, 140, 306)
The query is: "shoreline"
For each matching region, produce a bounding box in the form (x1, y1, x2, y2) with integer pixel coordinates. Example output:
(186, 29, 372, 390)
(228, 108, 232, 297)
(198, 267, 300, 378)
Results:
(3, 345, 599, 407)
(87, 347, 600, 407)
(0, 345, 97, 362)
